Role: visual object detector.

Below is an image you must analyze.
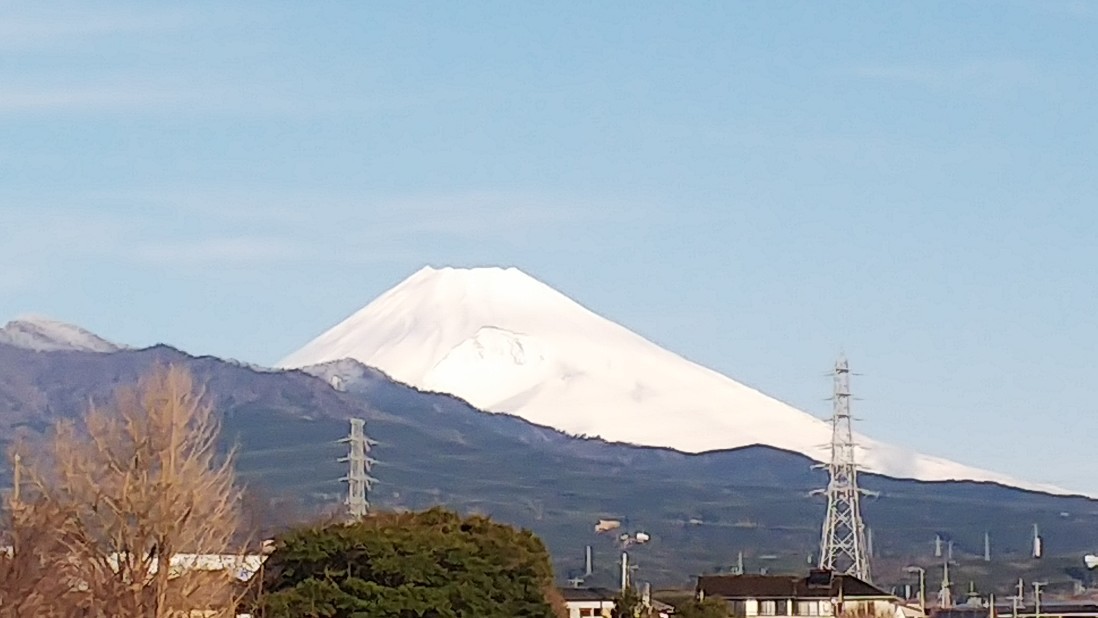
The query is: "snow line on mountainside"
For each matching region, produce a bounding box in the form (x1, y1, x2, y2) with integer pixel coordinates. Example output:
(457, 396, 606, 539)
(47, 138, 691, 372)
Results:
(278, 266, 1077, 496)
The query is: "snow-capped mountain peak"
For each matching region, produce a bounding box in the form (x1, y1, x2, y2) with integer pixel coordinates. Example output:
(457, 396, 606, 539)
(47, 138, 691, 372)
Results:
(0, 315, 123, 353)
(279, 265, 1070, 495)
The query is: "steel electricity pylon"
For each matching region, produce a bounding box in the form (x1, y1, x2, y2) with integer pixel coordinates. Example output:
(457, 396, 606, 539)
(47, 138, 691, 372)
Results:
(339, 418, 377, 520)
(815, 355, 873, 582)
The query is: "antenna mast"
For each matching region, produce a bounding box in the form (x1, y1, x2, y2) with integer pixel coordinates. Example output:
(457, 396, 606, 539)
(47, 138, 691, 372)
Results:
(817, 355, 873, 582)
(938, 560, 953, 608)
(339, 418, 376, 520)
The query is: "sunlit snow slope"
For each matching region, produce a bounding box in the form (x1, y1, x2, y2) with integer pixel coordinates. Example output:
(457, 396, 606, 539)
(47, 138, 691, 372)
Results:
(0, 316, 122, 353)
(279, 266, 1069, 494)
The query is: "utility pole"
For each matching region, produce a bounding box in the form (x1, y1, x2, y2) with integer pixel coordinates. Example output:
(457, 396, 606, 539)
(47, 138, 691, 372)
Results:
(339, 418, 376, 520)
(615, 532, 647, 594)
(935, 535, 943, 558)
(938, 560, 953, 609)
(919, 570, 926, 613)
(816, 356, 873, 582)
(1032, 582, 1045, 618)
(620, 552, 629, 593)
(984, 531, 991, 562)
(11, 453, 21, 506)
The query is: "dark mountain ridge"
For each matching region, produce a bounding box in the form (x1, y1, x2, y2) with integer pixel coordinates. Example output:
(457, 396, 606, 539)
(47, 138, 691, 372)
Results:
(0, 342, 1095, 589)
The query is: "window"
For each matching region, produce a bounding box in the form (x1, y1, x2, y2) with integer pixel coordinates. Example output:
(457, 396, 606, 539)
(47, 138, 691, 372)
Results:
(760, 601, 777, 616)
(730, 600, 748, 617)
(797, 601, 819, 616)
(776, 600, 790, 615)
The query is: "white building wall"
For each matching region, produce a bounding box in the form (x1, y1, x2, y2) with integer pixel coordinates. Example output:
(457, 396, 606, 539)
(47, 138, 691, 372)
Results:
(723, 595, 912, 618)
(565, 600, 614, 618)
(835, 598, 911, 618)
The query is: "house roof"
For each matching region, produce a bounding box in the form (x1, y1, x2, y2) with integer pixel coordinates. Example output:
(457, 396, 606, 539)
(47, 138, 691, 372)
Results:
(558, 587, 619, 602)
(697, 570, 891, 600)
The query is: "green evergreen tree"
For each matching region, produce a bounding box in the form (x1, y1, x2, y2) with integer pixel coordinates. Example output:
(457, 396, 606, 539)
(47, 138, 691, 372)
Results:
(612, 586, 672, 618)
(253, 508, 563, 618)
(675, 596, 729, 618)
(611, 586, 644, 618)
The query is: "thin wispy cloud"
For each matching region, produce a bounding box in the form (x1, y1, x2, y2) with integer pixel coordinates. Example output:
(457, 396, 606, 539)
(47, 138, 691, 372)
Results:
(0, 80, 408, 117)
(0, 207, 130, 291)
(0, 11, 192, 50)
(0, 189, 643, 271)
(16, 217, 299, 267)
(840, 60, 1043, 91)
(364, 192, 622, 237)
(0, 7, 467, 118)
(131, 237, 306, 265)
(0, 269, 32, 294)
(0, 8, 339, 117)
(82, 189, 636, 233)
(0, 86, 199, 113)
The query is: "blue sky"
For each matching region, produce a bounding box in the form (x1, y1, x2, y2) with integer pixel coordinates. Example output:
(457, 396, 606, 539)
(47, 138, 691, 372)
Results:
(2, 2, 1096, 491)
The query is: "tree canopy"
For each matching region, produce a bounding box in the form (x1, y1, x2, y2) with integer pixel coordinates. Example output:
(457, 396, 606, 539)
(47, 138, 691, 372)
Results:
(612, 586, 648, 618)
(255, 508, 564, 618)
(674, 597, 729, 618)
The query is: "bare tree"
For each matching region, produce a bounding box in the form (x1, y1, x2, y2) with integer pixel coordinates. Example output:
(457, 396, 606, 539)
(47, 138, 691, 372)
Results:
(0, 488, 86, 617)
(7, 365, 249, 618)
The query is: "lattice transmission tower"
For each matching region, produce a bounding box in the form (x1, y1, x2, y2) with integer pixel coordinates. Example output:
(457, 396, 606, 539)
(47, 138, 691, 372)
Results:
(339, 418, 377, 520)
(815, 355, 873, 581)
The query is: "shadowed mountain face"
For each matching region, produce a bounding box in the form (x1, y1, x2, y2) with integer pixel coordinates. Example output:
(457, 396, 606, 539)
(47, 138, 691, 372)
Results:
(1, 342, 1096, 589)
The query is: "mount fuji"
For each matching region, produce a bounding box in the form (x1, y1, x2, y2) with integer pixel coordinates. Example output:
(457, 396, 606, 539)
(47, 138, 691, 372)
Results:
(279, 266, 1067, 495)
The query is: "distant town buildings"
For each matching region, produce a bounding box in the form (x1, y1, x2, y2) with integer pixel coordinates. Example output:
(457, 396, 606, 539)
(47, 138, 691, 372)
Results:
(933, 605, 1098, 618)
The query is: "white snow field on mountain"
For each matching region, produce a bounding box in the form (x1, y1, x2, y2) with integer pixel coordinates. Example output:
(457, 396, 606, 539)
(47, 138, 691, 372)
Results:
(279, 266, 1069, 495)
(0, 316, 123, 353)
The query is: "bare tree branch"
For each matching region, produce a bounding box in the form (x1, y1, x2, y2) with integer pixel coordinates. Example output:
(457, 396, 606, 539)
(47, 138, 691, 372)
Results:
(2, 364, 251, 618)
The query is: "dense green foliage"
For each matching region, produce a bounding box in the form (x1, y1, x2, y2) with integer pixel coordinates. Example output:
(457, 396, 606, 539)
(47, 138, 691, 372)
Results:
(254, 508, 562, 618)
(611, 587, 645, 617)
(674, 597, 729, 618)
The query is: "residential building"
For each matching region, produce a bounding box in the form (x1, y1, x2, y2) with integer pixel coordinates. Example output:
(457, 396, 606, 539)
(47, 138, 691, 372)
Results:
(559, 587, 617, 618)
(697, 569, 924, 618)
